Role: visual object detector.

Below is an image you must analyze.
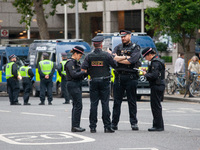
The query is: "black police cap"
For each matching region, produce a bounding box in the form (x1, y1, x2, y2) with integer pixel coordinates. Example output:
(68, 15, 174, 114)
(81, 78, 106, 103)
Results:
(42, 52, 49, 57)
(24, 59, 30, 65)
(9, 54, 17, 59)
(142, 47, 153, 57)
(119, 29, 131, 36)
(73, 46, 84, 54)
(61, 53, 67, 57)
(92, 36, 104, 43)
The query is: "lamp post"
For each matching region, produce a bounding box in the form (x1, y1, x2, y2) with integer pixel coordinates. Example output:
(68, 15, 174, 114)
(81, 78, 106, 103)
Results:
(64, 3, 68, 39)
(75, 0, 79, 39)
(27, 15, 30, 39)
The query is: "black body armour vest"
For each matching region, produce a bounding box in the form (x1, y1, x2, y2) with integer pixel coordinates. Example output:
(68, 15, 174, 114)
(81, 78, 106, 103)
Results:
(148, 57, 165, 85)
(116, 43, 141, 73)
(88, 50, 110, 78)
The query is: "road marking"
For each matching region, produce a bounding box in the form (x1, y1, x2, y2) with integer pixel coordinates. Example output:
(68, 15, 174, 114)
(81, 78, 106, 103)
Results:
(0, 131, 95, 145)
(119, 148, 159, 150)
(0, 110, 10, 113)
(165, 124, 200, 131)
(21, 112, 55, 117)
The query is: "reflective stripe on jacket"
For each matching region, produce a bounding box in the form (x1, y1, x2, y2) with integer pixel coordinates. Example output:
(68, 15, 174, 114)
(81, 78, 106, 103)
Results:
(39, 60, 53, 75)
(61, 60, 67, 75)
(19, 66, 30, 77)
(6, 62, 14, 79)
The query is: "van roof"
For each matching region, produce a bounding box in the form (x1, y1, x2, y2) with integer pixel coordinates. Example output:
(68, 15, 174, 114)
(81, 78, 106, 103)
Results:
(97, 32, 147, 36)
(112, 35, 156, 50)
(0, 46, 29, 57)
(33, 39, 84, 43)
(56, 41, 91, 53)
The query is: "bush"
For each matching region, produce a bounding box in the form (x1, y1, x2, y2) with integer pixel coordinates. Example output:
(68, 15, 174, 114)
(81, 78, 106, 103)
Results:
(197, 38, 200, 44)
(161, 56, 172, 63)
(155, 42, 168, 52)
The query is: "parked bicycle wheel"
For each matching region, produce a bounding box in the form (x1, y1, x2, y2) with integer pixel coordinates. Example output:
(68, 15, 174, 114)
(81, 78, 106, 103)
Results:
(189, 81, 200, 97)
(166, 79, 176, 95)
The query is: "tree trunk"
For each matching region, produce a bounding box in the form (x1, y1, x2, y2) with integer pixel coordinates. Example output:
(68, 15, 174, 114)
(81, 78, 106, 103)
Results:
(33, 0, 50, 39)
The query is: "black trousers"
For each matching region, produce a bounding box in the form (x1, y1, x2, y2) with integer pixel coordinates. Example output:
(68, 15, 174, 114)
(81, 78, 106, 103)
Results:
(89, 79, 111, 129)
(112, 74, 138, 126)
(7, 77, 20, 104)
(67, 81, 82, 128)
(61, 77, 70, 102)
(40, 79, 53, 103)
(150, 84, 165, 129)
(22, 78, 32, 103)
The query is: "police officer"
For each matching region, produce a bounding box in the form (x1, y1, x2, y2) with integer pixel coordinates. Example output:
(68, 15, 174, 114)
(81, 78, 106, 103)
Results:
(19, 60, 34, 105)
(82, 36, 117, 133)
(58, 53, 71, 104)
(5, 54, 21, 105)
(111, 30, 141, 131)
(142, 47, 165, 131)
(38, 53, 55, 105)
(65, 46, 87, 132)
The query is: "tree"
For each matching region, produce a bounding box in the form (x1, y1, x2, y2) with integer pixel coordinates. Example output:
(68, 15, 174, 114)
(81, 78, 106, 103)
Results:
(8, 0, 87, 39)
(155, 42, 167, 52)
(145, 0, 200, 79)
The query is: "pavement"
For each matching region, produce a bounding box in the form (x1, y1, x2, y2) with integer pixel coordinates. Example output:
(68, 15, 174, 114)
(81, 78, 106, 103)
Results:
(164, 93, 200, 103)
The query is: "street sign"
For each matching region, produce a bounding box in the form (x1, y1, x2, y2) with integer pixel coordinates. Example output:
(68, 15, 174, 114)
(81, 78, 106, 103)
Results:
(1, 29, 9, 38)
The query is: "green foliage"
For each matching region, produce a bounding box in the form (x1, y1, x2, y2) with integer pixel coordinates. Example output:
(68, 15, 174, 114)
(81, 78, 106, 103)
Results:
(9, 0, 87, 29)
(161, 56, 172, 63)
(197, 38, 200, 44)
(155, 42, 168, 52)
(127, 0, 143, 5)
(145, 0, 200, 51)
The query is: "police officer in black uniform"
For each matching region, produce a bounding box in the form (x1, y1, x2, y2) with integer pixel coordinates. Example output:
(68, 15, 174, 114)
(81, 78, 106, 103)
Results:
(19, 60, 34, 105)
(58, 53, 71, 104)
(5, 54, 21, 105)
(142, 47, 165, 131)
(38, 53, 55, 105)
(81, 36, 117, 133)
(111, 30, 141, 131)
(65, 46, 87, 132)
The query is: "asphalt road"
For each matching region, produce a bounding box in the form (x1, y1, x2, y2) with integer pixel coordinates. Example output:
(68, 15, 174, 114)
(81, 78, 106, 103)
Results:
(0, 94, 200, 150)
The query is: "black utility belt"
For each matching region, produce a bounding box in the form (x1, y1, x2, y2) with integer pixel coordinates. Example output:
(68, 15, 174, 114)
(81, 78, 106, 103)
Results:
(91, 76, 111, 81)
(67, 79, 81, 82)
(115, 70, 136, 75)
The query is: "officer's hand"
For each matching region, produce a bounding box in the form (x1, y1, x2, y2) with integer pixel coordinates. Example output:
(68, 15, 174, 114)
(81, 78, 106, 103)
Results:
(106, 48, 112, 54)
(81, 69, 87, 73)
(18, 75, 22, 80)
(143, 71, 147, 75)
(45, 75, 49, 79)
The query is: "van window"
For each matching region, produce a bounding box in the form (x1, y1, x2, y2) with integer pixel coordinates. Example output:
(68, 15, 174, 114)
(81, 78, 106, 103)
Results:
(52, 53, 56, 63)
(36, 52, 51, 67)
(2, 56, 7, 65)
(16, 57, 25, 69)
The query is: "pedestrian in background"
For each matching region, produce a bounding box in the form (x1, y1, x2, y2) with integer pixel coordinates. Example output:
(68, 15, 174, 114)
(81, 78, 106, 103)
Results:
(58, 53, 71, 104)
(174, 52, 185, 87)
(5, 54, 21, 105)
(19, 60, 34, 105)
(65, 46, 87, 132)
(81, 36, 117, 133)
(142, 47, 165, 131)
(188, 55, 200, 76)
(38, 53, 55, 105)
(111, 29, 141, 131)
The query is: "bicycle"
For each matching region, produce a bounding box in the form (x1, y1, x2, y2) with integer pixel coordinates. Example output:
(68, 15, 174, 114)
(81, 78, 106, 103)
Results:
(189, 74, 200, 97)
(165, 68, 186, 95)
(165, 68, 176, 95)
